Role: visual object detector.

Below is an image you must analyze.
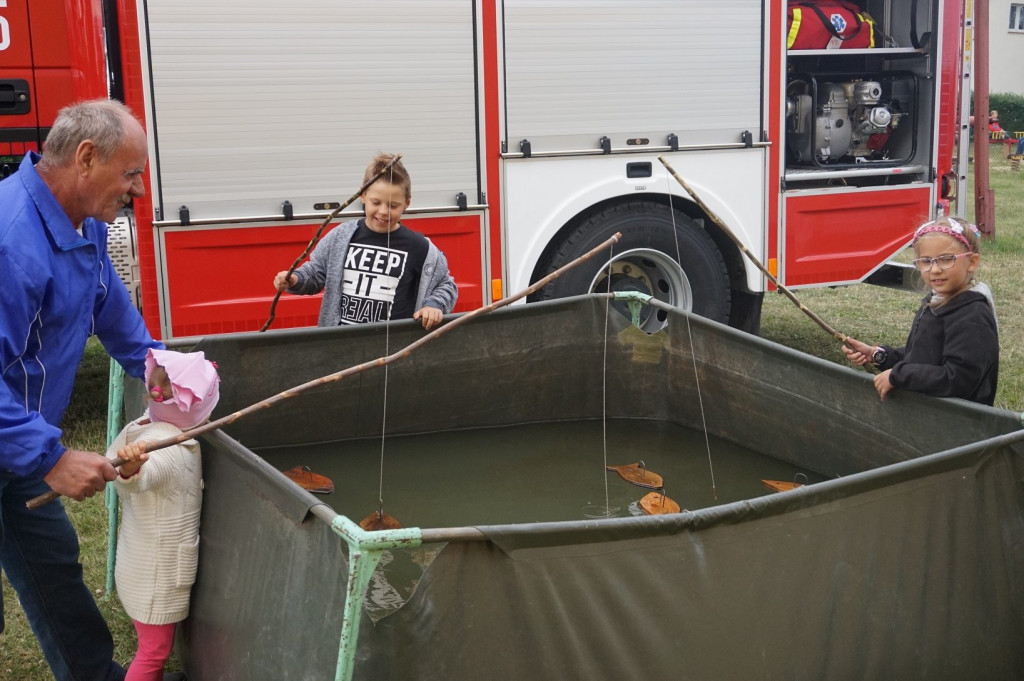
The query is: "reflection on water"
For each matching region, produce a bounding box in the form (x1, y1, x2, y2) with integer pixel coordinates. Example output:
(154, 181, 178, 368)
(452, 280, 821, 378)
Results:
(253, 418, 825, 528)
(253, 419, 826, 620)
(582, 504, 623, 519)
(363, 546, 444, 622)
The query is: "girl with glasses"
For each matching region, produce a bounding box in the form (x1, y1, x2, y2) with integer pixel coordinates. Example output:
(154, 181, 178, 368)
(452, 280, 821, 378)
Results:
(842, 217, 999, 405)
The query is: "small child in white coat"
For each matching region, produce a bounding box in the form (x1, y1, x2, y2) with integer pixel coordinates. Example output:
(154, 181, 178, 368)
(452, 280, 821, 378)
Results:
(109, 348, 220, 681)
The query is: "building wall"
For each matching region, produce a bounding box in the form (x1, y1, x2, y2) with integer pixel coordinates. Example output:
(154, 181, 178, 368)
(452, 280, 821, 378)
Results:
(990, 0, 1024, 94)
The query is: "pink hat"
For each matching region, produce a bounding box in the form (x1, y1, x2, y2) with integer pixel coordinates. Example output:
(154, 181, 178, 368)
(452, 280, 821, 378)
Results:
(144, 348, 221, 430)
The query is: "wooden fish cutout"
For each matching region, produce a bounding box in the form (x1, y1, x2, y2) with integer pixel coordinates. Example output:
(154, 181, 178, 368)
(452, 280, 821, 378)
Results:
(761, 479, 804, 493)
(358, 510, 403, 531)
(639, 491, 681, 515)
(606, 462, 664, 489)
(762, 473, 809, 494)
(282, 466, 335, 494)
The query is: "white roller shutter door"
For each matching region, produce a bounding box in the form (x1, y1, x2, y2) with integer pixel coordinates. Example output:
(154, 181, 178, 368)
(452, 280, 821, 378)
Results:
(504, 0, 764, 153)
(141, 0, 479, 221)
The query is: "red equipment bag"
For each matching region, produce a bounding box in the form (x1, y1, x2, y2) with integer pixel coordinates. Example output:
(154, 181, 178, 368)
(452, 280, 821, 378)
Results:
(787, 1, 878, 50)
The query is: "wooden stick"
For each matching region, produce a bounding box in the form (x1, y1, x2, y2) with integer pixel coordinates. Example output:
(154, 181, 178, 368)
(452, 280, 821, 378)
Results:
(658, 156, 851, 344)
(28, 232, 622, 510)
(259, 154, 404, 332)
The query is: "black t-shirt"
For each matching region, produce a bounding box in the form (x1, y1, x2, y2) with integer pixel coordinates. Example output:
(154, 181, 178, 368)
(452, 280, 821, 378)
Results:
(338, 221, 428, 325)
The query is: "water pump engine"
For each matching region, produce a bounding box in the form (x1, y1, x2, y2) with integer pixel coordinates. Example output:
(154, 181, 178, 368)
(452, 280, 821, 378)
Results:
(786, 77, 903, 165)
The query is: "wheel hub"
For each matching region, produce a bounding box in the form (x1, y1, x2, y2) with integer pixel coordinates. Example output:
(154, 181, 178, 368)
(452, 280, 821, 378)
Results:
(589, 248, 693, 333)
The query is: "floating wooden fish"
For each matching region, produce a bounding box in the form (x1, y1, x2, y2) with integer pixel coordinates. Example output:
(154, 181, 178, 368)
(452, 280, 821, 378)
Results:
(359, 510, 403, 531)
(282, 466, 335, 494)
(606, 462, 664, 489)
(639, 491, 681, 515)
(761, 479, 804, 493)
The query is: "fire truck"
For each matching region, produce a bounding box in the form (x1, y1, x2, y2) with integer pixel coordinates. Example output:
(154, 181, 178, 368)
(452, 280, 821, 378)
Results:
(2, 0, 965, 339)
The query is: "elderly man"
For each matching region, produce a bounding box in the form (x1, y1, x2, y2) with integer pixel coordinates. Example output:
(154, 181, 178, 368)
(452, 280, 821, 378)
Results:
(0, 100, 169, 680)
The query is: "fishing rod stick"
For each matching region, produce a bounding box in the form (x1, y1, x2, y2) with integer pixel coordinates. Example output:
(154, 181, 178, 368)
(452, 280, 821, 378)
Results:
(657, 156, 850, 344)
(29, 232, 621, 510)
(260, 154, 404, 332)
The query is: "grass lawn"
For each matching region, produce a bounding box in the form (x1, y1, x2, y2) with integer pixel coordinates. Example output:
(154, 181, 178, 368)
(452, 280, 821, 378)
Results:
(2, 154, 1021, 679)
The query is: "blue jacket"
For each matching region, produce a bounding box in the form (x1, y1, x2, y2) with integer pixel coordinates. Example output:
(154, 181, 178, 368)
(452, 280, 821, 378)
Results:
(0, 153, 162, 478)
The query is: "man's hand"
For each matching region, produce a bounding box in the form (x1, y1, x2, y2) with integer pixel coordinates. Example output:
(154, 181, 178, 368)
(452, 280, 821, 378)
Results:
(413, 305, 443, 330)
(42, 449, 118, 501)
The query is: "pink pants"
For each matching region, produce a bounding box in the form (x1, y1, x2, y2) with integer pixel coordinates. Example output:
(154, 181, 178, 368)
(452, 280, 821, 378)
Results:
(126, 620, 177, 681)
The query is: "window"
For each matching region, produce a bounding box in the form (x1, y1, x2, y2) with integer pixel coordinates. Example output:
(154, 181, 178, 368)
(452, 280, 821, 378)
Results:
(1011, 4, 1024, 32)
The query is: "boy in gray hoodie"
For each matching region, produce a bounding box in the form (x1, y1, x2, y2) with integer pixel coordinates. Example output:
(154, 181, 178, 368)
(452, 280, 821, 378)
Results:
(274, 154, 457, 329)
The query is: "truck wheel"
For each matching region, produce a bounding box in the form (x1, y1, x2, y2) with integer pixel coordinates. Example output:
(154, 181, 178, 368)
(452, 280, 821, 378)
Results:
(534, 200, 730, 333)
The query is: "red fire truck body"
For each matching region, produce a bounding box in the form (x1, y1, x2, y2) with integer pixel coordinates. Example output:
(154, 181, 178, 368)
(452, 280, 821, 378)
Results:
(0, 0, 107, 174)
(2, 0, 964, 340)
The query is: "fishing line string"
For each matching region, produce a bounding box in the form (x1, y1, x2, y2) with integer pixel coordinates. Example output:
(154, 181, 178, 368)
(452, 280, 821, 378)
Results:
(600, 242, 615, 516)
(376, 158, 397, 518)
(666, 172, 718, 500)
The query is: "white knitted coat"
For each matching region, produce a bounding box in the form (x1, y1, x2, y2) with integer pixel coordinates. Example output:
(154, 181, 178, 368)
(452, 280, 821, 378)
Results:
(109, 417, 203, 625)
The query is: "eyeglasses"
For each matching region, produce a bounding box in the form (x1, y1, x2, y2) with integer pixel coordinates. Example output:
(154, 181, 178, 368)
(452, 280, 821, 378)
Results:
(912, 252, 972, 271)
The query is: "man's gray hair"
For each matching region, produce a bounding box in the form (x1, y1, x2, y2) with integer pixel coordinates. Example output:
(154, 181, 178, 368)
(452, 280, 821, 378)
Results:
(40, 99, 137, 168)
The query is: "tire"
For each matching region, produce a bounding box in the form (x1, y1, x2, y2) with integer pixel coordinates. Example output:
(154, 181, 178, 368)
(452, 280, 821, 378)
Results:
(534, 200, 731, 333)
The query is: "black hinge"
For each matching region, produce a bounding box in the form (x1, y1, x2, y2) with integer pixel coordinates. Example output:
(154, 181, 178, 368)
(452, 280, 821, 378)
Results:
(741, 130, 753, 147)
(520, 139, 532, 157)
(178, 205, 190, 226)
(667, 133, 679, 151)
(282, 200, 293, 220)
(599, 136, 611, 154)
(455, 192, 467, 211)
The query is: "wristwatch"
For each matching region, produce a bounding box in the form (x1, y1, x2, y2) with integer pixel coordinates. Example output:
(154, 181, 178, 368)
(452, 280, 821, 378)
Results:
(871, 347, 887, 366)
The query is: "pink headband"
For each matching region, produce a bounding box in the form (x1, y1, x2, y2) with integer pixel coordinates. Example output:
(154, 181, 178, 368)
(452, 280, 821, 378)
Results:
(145, 348, 221, 430)
(912, 218, 979, 252)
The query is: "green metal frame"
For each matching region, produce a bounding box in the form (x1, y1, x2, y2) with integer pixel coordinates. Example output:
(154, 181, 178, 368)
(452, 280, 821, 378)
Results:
(611, 290, 653, 327)
(327, 515, 423, 681)
(104, 359, 126, 596)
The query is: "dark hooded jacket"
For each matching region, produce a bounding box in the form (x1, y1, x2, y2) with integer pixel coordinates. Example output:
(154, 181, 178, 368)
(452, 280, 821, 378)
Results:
(878, 289, 999, 405)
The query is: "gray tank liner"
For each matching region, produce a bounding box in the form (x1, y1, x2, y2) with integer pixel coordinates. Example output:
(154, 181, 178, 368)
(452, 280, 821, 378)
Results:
(142, 296, 1023, 680)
